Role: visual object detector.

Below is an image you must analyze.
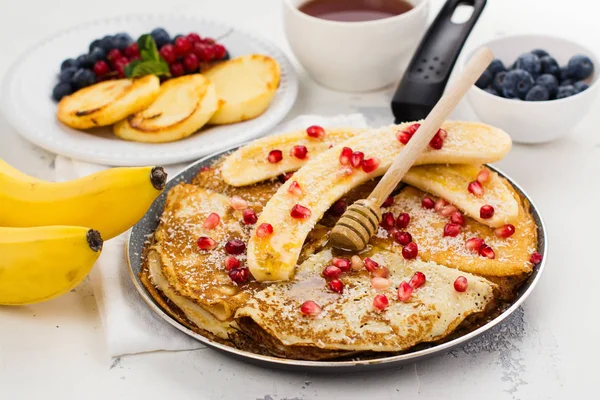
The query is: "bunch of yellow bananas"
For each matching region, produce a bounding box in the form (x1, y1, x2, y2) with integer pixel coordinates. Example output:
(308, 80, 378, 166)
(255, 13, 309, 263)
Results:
(0, 159, 167, 305)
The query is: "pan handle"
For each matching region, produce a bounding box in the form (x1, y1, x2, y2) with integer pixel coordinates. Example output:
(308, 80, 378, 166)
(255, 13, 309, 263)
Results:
(391, 0, 487, 123)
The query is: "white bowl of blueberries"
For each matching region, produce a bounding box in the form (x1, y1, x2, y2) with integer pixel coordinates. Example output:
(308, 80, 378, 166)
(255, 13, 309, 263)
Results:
(463, 35, 598, 143)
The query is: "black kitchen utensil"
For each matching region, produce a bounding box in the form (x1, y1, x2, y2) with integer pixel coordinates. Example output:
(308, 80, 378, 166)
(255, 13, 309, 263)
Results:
(391, 0, 487, 123)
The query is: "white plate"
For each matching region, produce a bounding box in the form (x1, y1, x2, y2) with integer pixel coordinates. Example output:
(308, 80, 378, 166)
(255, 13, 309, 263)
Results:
(0, 14, 298, 166)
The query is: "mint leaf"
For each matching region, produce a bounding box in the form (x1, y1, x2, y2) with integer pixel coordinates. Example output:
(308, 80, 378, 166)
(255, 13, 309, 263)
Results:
(129, 60, 170, 79)
(137, 34, 161, 62)
(124, 60, 142, 78)
(124, 34, 171, 79)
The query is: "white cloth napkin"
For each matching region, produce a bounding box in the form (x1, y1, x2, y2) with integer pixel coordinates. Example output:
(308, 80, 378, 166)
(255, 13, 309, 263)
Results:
(54, 113, 369, 358)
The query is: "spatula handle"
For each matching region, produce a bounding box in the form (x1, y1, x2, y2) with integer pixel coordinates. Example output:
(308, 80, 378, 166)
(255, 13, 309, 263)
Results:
(369, 47, 494, 205)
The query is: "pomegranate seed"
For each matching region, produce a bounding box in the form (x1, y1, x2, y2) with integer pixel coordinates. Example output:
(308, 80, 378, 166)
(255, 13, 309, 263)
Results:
(203, 212, 220, 230)
(395, 212, 410, 229)
(197, 236, 217, 250)
(396, 130, 412, 144)
(364, 257, 379, 272)
(477, 168, 491, 183)
(328, 279, 344, 294)
(267, 149, 283, 163)
(242, 209, 258, 225)
(278, 172, 294, 183)
(350, 151, 364, 168)
(444, 223, 462, 237)
(402, 242, 418, 259)
(437, 128, 448, 140)
(337, 166, 354, 177)
(351, 255, 364, 271)
(228, 267, 250, 285)
(93, 60, 110, 77)
(225, 239, 246, 255)
(381, 195, 394, 208)
(322, 265, 342, 279)
(394, 231, 412, 246)
(530, 251, 543, 265)
(330, 199, 347, 215)
(450, 211, 465, 226)
(429, 134, 444, 150)
(421, 197, 435, 209)
(468, 181, 485, 197)
(224, 256, 240, 271)
(479, 244, 495, 259)
(159, 44, 176, 63)
(256, 223, 273, 238)
(373, 294, 389, 311)
(380, 212, 395, 229)
(408, 271, 426, 289)
(300, 300, 321, 316)
(288, 181, 303, 196)
(371, 266, 390, 278)
(454, 276, 468, 292)
(183, 53, 199, 72)
(339, 147, 352, 165)
(406, 123, 421, 135)
(495, 224, 515, 238)
(290, 145, 308, 159)
(361, 157, 380, 173)
(371, 277, 391, 290)
(306, 125, 325, 139)
(332, 257, 351, 272)
(397, 281, 413, 302)
(465, 237, 485, 253)
(480, 205, 495, 219)
(230, 196, 248, 210)
(439, 204, 458, 217)
(290, 204, 311, 219)
(434, 198, 448, 212)
(174, 36, 192, 57)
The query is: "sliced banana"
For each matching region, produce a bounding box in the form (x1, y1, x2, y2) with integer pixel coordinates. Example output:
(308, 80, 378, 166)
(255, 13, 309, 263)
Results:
(247, 121, 512, 282)
(403, 165, 519, 227)
(221, 127, 366, 186)
(113, 74, 219, 143)
(203, 54, 280, 125)
(57, 75, 160, 129)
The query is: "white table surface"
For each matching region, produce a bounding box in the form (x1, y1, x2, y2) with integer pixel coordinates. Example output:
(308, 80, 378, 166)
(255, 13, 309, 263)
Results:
(1, 0, 599, 399)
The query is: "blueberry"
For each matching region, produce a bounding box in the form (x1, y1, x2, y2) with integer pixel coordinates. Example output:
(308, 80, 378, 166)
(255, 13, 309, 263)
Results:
(222, 50, 230, 61)
(150, 28, 171, 48)
(574, 81, 590, 93)
(52, 82, 73, 101)
(531, 49, 549, 58)
(560, 66, 570, 81)
(487, 59, 506, 76)
(567, 55, 594, 80)
(58, 66, 78, 83)
(525, 85, 549, 101)
(60, 58, 79, 71)
(88, 39, 102, 53)
(561, 79, 573, 87)
(99, 35, 116, 51)
(76, 54, 94, 69)
(484, 87, 499, 96)
(539, 56, 560, 77)
(502, 69, 534, 99)
(89, 47, 106, 63)
(515, 53, 541, 78)
(493, 71, 507, 93)
(114, 33, 133, 50)
(475, 70, 493, 89)
(70, 68, 96, 90)
(535, 74, 558, 96)
(556, 85, 577, 99)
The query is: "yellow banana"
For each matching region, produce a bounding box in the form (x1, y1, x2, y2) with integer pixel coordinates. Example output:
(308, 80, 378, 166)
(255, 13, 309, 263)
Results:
(0, 226, 103, 305)
(0, 162, 167, 240)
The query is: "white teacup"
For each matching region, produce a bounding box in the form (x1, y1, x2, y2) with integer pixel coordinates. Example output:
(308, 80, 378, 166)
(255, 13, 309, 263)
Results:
(283, 0, 429, 92)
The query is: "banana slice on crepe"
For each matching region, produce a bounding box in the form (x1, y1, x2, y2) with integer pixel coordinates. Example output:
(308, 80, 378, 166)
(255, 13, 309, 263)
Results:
(57, 75, 160, 129)
(113, 74, 219, 143)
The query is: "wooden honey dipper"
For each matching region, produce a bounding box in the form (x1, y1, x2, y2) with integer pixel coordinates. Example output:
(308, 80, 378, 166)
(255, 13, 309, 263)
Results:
(329, 47, 494, 252)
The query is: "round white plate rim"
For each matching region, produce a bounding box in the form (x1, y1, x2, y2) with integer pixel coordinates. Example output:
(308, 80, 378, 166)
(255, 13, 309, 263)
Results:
(0, 14, 298, 166)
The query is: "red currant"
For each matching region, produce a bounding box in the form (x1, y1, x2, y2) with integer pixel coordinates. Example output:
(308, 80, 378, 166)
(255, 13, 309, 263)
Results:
(107, 49, 122, 63)
(213, 44, 227, 60)
(193, 43, 215, 62)
(124, 43, 139, 58)
(170, 62, 184, 77)
(187, 33, 201, 43)
(159, 44, 176, 64)
(114, 58, 129, 78)
(93, 60, 110, 77)
(183, 53, 199, 72)
(174, 37, 192, 57)
(202, 37, 215, 44)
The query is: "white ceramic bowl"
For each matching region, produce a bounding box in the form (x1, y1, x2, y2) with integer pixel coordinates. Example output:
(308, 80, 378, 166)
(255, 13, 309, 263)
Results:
(283, 0, 429, 92)
(462, 34, 599, 143)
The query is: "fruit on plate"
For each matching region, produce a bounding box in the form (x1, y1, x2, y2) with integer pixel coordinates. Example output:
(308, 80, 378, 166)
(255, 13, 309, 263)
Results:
(56, 75, 160, 129)
(0, 226, 103, 305)
(203, 54, 280, 125)
(0, 162, 167, 240)
(113, 74, 219, 143)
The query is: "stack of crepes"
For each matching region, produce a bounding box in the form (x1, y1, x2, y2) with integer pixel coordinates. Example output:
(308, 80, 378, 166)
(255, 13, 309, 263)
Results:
(140, 121, 539, 360)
